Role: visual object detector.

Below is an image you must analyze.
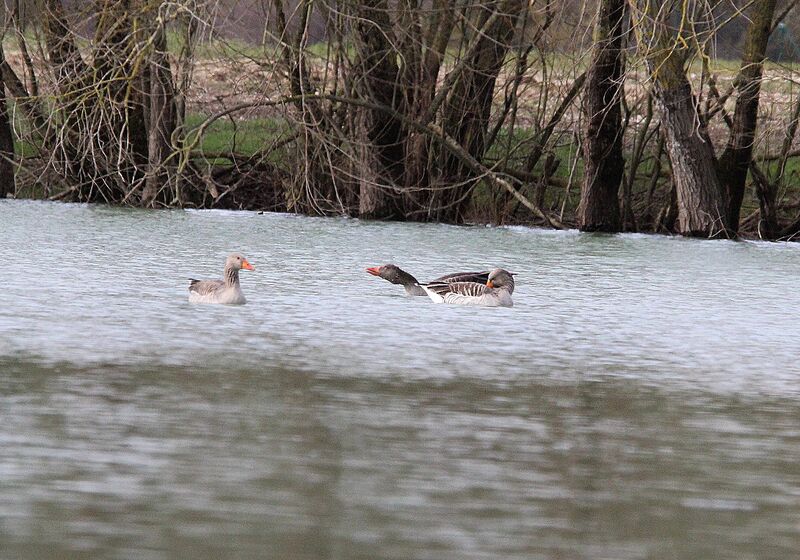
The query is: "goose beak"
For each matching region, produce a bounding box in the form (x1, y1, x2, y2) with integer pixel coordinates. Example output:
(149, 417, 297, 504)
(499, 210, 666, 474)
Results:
(242, 260, 255, 271)
(366, 266, 382, 277)
(486, 280, 494, 288)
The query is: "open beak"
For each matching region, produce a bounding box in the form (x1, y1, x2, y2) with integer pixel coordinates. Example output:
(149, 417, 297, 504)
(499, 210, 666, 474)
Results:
(486, 280, 494, 288)
(366, 266, 382, 277)
(242, 259, 255, 271)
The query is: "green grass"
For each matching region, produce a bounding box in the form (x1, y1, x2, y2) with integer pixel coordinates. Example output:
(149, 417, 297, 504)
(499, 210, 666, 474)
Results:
(485, 127, 582, 179)
(757, 155, 800, 182)
(184, 114, 291, 159)
(13, 140, 39, 158)
(170, 33, 267, 60)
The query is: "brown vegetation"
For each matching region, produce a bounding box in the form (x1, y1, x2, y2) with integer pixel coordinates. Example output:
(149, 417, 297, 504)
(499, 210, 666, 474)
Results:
(1, 0, 800, 240)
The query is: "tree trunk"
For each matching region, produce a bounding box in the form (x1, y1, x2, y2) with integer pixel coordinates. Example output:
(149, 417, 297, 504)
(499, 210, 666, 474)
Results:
(578, 0, 626, 232)
(436, 0, 523, 223)
(354, 0, 405, 219)
(42, 0, 89, 195)
(718, 0, 777, 237)
(631, 0, 730, 237)
(142, 21, 176, 207)
(401, 0, 456, 215)
(0, 43, 14, 198)
(657, 82, 730, 236)
(93, 0, 148, 195)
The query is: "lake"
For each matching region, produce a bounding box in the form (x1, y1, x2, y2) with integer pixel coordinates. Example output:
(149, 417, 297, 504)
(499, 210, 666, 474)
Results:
(1, 200, 799, 559)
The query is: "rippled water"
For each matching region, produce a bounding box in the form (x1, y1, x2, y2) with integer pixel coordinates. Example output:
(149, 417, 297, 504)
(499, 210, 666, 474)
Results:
(1, 200, 799, 559)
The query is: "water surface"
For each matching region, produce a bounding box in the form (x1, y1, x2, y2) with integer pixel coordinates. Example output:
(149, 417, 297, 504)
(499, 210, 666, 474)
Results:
(1, 200, 799, 559)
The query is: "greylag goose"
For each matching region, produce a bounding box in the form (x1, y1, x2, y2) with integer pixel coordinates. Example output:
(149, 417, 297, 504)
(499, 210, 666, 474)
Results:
(188, 253, 254, 304)
(366, 264, 489, 296)
(421, 268, 514, 307)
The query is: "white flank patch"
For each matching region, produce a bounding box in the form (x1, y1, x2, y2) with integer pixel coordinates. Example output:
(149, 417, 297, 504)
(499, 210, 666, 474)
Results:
(421, 286, 445, 304)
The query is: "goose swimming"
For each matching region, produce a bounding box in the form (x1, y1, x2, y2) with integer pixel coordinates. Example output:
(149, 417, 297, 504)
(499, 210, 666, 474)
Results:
(420, 268, 514, 307)
(366, 264, 489, 296)
(188, 253, 254, 304)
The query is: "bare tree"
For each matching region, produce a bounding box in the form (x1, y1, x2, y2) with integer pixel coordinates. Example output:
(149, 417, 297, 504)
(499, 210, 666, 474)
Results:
(352, 0, 405, 219)
(143, 9, 178, 207)
(718, 0, 778, 237)
(0, 24, 14, 197)
(630, 0, 730, 237)
(578, 0, 626, 232)
(436, 0, 525, 222)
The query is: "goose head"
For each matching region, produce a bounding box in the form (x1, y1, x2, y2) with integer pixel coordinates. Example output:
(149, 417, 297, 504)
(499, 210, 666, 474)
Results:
(226, 253, 255, 271)
(486, 268, 514, 293)
(366, 264, 416, 285)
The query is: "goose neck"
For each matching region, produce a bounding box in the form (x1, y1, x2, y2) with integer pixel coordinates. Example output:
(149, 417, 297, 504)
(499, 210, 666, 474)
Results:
(396, 269, 419, 286)
(225, 265, 240, 287)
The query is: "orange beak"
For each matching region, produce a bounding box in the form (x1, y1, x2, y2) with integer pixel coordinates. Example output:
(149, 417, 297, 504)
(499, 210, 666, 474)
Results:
(242, 259, 255, 271)
(366, 266, 382, 277)
(486, 280, 494, 288)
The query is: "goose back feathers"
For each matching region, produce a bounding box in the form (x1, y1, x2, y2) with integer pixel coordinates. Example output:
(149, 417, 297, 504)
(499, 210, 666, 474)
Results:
(421, 268, 514, 307)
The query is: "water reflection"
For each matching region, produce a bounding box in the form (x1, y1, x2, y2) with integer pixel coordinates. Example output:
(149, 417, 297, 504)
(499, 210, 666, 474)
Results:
(2, 360, 798, 559)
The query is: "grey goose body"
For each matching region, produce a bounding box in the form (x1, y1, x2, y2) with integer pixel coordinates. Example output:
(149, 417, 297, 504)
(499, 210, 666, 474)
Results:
(421, 268, 515, 307)
(188, 253, 255, 305)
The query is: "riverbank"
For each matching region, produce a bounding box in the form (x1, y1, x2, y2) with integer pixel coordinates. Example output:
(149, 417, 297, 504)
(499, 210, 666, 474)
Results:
(3, 32, 800, 239)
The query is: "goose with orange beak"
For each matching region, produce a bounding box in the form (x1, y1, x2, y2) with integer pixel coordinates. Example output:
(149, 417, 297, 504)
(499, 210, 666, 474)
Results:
(420, 268, 515, 307)
(188, 253, 254, 304)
